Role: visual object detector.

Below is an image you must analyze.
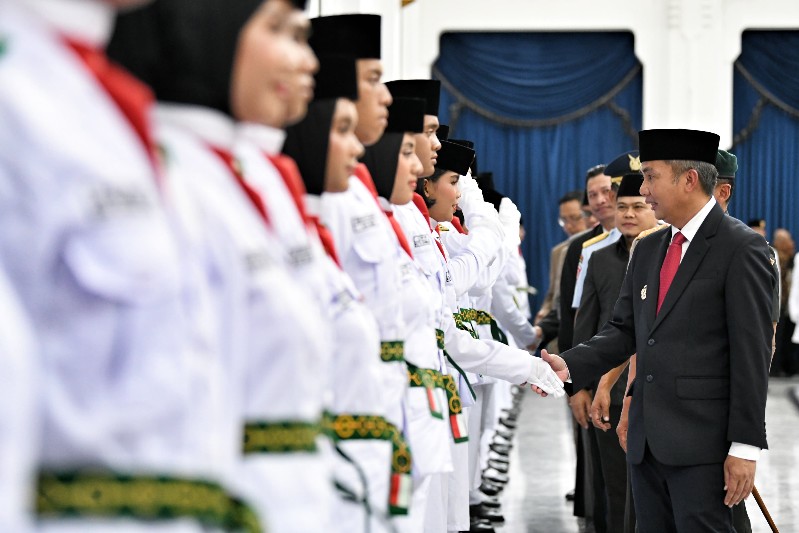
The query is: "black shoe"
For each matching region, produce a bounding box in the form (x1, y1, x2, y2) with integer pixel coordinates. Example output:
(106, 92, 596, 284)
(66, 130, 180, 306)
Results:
(483, 470, 509, 485)
(492, 434, 513, 447)
(481, 498, 501, 509)
(470, 504, 505, 524)
(489, 443, 511, 455)
(565, 489, 575, 501)
(468, 517, 496, 532)
(479, 481, 502, 496)
(499, 418, 517, 430)
(487, 459, 509, 473)
(494, 429, 514, 440)
(487, 451, 509, 464)
(502, 408, 519, 422)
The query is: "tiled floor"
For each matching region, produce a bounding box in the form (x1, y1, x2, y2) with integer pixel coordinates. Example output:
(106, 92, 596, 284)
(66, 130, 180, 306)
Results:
(499, 377, 799, 532)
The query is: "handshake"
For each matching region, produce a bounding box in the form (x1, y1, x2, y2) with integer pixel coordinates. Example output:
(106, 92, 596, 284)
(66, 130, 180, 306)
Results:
(526, 349, 570, 398)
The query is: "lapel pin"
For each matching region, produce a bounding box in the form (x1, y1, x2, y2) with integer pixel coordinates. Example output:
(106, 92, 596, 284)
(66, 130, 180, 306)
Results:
(641, 285, 647, 300)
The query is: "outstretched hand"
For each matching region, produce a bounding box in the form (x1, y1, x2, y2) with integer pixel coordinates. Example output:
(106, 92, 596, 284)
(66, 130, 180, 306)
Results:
(530, 350, 570, 397)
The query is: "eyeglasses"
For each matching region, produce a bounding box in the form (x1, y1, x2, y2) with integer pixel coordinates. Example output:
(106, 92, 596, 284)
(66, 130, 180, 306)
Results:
(558, 214, 588, 227)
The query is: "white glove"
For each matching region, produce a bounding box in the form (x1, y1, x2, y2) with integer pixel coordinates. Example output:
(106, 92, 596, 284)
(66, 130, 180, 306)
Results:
(526, 356, 565, 397)
(498, 197, 521, 248)
(457, 172, 485, 217)
(458, 169, 479, 195)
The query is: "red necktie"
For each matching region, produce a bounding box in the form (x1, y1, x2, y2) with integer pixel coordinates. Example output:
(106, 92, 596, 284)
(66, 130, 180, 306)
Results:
(65, 38, 158, 172)
(450, 215, 467, 235)
(385, 210, 414, 259)
(267, 154, 341, 266)
(657, 232, 687, 314)
(353, 163, 413, 259)
(353, 163, 379, 197)
(209, 146, 271, 227)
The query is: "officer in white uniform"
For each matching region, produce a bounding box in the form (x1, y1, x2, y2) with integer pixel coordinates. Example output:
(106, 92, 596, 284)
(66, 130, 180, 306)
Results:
(0, 0, 251, 531)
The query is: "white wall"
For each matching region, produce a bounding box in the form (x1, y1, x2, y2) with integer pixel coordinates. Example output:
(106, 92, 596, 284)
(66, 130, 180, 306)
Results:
(313, 0, 799, 147)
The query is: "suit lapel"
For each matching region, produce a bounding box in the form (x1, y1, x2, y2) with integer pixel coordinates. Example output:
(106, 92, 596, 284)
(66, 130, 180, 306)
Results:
(649, 204, 723, 332)
(643, 230, 670, 330)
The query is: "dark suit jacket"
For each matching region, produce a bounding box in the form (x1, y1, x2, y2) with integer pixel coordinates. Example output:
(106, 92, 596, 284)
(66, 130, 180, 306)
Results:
(573, 238, 630, 404)
(558, 225, 604, 352)
(563, 203, 775, 466)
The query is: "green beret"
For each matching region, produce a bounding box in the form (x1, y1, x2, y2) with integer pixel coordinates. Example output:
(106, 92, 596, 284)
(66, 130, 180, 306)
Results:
(715, 149, 737, 179)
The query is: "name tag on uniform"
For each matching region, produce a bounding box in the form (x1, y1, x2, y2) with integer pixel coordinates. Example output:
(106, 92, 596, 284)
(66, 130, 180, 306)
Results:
(351, 214, 377, 233)
(244, 251, 272, 273)
(287, 246, 312, 267)
(413, 234, 431, 248)
(91, 185, 152, 219)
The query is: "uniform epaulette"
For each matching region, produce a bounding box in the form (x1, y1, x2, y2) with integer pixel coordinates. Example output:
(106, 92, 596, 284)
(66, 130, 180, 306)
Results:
(635, 224, 670, 242)
(582, 231, 610, 249)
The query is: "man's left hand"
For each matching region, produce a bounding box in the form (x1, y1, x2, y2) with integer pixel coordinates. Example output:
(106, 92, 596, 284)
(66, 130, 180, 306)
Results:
(723, 455, 756, 507)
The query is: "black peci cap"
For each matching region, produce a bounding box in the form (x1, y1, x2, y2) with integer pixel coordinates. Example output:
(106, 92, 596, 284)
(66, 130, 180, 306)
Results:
(638, 129, 720, 164)
(309, 14, 381, 59)
(448, 138, 474, 150)
(435, 140, 474, 176)
(385, 79, 441, 116)
(616, 173, 644, 198)
(386, 98, 425, 133)
(437, 124, 450, 141)
(313, 55, 358, 101)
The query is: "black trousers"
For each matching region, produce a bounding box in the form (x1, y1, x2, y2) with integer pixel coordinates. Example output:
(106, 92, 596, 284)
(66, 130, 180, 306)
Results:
(595, 403, 631, 533)
(630, 445, 734, 533)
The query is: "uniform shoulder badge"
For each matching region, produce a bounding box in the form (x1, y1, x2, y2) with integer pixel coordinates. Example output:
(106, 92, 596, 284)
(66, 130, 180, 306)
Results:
(582, 231, 610, 249)
(635, 224, 670, 241)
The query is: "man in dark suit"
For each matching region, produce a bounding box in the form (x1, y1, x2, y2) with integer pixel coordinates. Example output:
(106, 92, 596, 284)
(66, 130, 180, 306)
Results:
(575, 171, 659, 533)
(552, 164, 614, 525)
(540, 129, 776, 532)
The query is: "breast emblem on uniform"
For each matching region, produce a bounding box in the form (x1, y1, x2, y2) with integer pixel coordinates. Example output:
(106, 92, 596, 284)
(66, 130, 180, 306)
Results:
(641, 284, 647, 300)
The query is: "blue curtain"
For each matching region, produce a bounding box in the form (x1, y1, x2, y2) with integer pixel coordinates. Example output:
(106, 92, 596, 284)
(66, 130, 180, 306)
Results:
(730, 31, 799, 240)
(433, 32, 642, 307)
